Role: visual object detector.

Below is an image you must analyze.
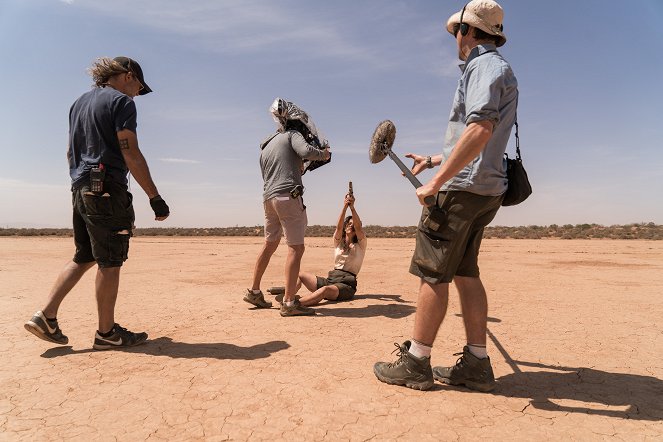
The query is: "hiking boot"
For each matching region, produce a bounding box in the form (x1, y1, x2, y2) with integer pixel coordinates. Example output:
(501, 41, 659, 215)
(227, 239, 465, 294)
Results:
(267, 286, 285, 296)
(274, 293, 300, 306)
(373, 341, 434, 391)
(243, 289, 272, 308)
(24, 311, 69, 345)
(280, 299, 315, 317)
(432, 346, 496, 392)
(93, 323, 148, 350)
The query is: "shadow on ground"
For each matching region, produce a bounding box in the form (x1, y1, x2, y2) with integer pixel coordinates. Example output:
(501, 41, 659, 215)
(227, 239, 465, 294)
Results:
(354, 294, 413, 303)
(495, 362, 663, 421)
(482, 325, 663, 421)
(315, 293, 416, 318)
(40, 337, 290, 360)
(443, 317, 663, 420)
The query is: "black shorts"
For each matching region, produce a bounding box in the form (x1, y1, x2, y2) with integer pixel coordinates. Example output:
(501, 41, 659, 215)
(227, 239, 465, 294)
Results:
(316, 269, 357, 301)
(72, 181, 135, 268)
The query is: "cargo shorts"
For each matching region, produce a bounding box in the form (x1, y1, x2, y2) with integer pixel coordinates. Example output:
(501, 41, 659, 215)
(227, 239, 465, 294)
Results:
(316, 269, 357, 301)
(263, 193, 307, 246)
(410, 191, 503, 284)
(72, 181, 135, 268)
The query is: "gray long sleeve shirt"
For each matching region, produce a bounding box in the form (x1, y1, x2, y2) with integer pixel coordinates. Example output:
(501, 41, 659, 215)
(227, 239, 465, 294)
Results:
(260, 131, 327, 202)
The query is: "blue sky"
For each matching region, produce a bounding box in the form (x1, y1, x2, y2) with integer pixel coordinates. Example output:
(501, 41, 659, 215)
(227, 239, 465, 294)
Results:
(1, 0, 662, 228)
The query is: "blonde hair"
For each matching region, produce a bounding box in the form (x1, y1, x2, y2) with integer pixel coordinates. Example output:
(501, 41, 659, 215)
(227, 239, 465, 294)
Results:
(87, 57, 129, 88)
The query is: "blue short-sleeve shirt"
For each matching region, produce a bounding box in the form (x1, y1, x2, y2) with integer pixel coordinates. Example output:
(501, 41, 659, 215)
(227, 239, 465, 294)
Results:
(68, 87, 137, 189)
(441, 44, 518, 195)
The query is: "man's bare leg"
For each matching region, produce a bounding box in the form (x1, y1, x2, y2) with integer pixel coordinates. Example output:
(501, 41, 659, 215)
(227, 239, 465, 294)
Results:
(251, 240, 279, 291)
(412, 279, 450, 346)
(454, 276, 488, 346)
(96, 267, 121, 333)
(284, 244, 305, 302)
(43, 261, 96, 318)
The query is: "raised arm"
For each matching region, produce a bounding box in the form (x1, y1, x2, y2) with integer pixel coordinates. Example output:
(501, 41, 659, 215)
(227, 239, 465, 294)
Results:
(117, 128, 169, 220)
(347, 195, 366, 242)
(333, 197, 349, 242)
(290, 131, 330, 162)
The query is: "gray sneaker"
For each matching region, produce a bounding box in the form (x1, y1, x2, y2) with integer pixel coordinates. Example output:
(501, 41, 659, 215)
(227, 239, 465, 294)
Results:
(243, 289, 272, 308)
(373, 341, 434, 391)
(24, 311, 68, 345)
(93, 323, 148, 350)
(280, 299, 315, 316)
(432, 346, 496, 392)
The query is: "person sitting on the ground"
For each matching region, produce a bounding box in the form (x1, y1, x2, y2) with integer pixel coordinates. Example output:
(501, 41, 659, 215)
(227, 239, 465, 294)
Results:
(274, 192, 367, 306)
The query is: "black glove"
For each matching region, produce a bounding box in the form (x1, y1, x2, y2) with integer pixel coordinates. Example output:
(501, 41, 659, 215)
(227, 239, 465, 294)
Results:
(149, 195, 170, 217)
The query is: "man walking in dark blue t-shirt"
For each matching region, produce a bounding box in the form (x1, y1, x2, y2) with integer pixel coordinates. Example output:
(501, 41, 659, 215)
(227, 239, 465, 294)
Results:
(25, 56, 170, 350)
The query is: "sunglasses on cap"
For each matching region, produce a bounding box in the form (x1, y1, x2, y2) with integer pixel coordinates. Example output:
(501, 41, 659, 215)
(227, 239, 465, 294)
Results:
(113, 56, 152, 95)
(123, 60, 144, 91)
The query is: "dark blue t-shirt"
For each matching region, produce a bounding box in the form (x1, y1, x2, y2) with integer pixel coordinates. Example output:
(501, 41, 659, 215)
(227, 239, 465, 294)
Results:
(68, 87, 138, 188)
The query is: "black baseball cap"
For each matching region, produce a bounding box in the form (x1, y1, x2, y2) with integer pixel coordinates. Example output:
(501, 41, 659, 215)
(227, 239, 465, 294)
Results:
(113, 56, 153, 95)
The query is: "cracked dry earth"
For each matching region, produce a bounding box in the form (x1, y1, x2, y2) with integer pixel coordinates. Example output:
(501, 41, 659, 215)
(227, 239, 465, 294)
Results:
(1, 237, 662, 441)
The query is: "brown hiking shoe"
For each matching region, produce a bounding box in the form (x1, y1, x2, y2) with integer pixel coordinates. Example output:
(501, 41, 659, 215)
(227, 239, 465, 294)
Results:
(243, 289, 272, 308)
(432, 346, 496, 392)
(274, 293, 301, 306)
(280, 299, 315, 316)
(373, 341, 434, 391)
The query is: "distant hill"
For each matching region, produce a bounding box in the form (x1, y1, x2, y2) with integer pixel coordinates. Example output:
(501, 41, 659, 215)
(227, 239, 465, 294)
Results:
(1, 223, 662, 240)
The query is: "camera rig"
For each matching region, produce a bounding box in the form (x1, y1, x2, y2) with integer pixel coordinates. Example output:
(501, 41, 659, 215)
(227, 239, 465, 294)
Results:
(269, 97, 331, 174)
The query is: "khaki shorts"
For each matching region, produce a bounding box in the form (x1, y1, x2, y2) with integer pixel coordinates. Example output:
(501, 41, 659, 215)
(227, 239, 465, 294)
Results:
(410, 191, 503, 284)
(264, 194, 307, 245)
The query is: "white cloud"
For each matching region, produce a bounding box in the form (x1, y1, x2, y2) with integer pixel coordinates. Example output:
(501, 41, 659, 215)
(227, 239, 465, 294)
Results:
(68, 1, 376, 61)
(59, 1, 455, 71)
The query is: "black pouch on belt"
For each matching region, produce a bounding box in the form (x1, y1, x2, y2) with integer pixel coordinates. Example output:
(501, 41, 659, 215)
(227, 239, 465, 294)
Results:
(289, 184, 304, 199)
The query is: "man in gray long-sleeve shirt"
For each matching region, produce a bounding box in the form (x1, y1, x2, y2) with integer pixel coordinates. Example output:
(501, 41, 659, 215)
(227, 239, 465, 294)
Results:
(260, 131, 324, 202)
(245, 109, 330, 317)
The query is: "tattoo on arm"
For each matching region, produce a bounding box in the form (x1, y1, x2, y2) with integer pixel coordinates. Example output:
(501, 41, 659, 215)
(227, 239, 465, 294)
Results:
(119, 139, 129, 150)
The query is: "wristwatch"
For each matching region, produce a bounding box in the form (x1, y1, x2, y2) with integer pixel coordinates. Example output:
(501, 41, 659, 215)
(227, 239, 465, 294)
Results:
(425, 156, 433, 169)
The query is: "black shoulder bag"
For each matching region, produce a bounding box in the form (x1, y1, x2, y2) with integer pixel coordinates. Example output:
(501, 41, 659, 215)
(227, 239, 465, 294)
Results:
(502, 121, 532, 206)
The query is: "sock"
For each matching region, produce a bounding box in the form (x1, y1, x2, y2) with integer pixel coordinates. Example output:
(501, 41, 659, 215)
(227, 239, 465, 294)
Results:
(252, 289, 261, 295)
(467, 344, 487, 359)
(285, 300, 295, 307)
(409, 339, 432, 359)
(98, 326, 116, 338)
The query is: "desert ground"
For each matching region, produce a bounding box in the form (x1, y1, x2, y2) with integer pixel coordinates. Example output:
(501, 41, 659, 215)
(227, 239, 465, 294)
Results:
(1, 236, 662, 441)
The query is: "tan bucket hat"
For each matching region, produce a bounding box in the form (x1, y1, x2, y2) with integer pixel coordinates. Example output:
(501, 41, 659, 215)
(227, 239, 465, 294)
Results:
(446, 0, 507, 47)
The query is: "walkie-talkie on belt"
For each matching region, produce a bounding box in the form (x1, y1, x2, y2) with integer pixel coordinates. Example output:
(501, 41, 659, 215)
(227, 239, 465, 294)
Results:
(90, 164, 105, 193)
